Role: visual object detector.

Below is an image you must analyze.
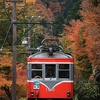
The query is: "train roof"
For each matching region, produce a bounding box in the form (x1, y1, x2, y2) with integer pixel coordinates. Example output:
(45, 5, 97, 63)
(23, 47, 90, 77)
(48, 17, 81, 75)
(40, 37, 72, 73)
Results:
(28, 52, 73, 58)
(28, 39, 73, 59)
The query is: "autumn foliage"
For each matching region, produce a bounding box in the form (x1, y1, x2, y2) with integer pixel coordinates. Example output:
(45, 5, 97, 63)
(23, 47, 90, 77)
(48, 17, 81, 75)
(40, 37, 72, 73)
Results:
(0, 55, 27, 99)
(62, 0, 100, 81)
(61, 1, 100, 99)
(62, 20, 91, 80)
(81, 0, 100, 70)
(0, 0, 100, 99)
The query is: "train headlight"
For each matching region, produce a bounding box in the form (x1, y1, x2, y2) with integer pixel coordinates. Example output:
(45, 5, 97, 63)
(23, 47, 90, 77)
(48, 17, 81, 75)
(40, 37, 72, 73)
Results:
(67, 91, 71, 97)
(30, 91, 34, 96)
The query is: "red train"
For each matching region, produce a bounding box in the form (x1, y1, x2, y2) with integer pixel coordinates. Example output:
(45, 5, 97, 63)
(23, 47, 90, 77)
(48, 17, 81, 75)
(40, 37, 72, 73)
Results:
(27, 39, 74, 100)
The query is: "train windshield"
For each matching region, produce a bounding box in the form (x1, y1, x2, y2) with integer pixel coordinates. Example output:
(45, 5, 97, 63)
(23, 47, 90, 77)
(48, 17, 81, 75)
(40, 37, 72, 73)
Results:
(29, 64, 71, 80)
(45, 64, 56, 78)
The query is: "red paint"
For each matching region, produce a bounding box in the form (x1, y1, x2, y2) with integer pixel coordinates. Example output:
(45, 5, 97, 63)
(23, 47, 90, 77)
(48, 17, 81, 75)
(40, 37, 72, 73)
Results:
(28, 58, 74, 63)
(27, 81, 74, 99)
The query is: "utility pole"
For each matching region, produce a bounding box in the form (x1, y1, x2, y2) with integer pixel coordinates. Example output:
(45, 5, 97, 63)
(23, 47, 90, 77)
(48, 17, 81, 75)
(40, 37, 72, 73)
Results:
(6, 0, 24, 99)
(12, 0, 17, 100)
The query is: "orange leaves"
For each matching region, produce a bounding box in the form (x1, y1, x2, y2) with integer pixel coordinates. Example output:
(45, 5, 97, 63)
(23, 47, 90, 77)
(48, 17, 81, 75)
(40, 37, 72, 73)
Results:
(0, 75, 12, 87)
(17, 72, 27, 86)
(62, 19, 92, 79)
(64, 21, 86, 77)
(25, 0, 53, 21)
(16, 63, 27, 85)
(0, 55, 12, 88)
(81, 0, 100, 30)
(26, 0, 36, 3)
(85, 34, 100, 66)
(32, 3, 53, 21)
(0, 55, 12, 68)
(16, 69, 27, 98)
(64, 0, 100, 70)
(0, 54, 27, 98)
(17, 63, 25, 70)
(81, 0, 100, 68)
(64, 20, 84, 55)
(63, 0, 100, 80)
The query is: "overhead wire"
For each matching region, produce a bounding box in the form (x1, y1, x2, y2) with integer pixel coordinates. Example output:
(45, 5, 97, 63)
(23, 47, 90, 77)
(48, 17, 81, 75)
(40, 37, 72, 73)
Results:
(0, 22, 54, 51)
(0, 23, 12, 51)
(14, 23, 35, 44)
(0, 22, 34, 52)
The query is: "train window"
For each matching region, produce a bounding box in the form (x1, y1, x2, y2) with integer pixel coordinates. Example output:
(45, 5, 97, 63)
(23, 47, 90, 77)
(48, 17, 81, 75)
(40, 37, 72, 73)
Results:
(59, 64, 69, 78)
(31, 64, 42, 79)
(32, 64, 42, 69)
(59, 64, 69, 69)
(32, 71, 42, 78)
(45, 64, 55, 78)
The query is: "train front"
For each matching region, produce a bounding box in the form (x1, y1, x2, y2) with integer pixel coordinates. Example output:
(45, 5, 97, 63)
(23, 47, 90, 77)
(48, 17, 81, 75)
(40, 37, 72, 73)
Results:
(27, 39, 74, 100)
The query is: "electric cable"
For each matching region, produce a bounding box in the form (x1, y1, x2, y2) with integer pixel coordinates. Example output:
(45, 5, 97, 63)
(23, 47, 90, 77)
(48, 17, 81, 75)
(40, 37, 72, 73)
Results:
(0, 23, 12, 51)
(14, 23, 35, 44)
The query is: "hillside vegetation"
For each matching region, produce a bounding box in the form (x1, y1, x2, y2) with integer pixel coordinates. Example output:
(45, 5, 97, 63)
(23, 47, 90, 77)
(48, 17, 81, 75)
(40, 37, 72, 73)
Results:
(0, 0, 100, 100)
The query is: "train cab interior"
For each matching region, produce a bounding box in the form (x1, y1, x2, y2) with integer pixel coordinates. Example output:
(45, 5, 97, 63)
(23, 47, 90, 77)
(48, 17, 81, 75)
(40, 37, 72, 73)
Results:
(28, 64, 73, 80)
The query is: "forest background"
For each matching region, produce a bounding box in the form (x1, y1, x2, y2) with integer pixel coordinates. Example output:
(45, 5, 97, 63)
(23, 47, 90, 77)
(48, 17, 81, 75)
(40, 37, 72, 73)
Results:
(0, 0, 100, 100)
